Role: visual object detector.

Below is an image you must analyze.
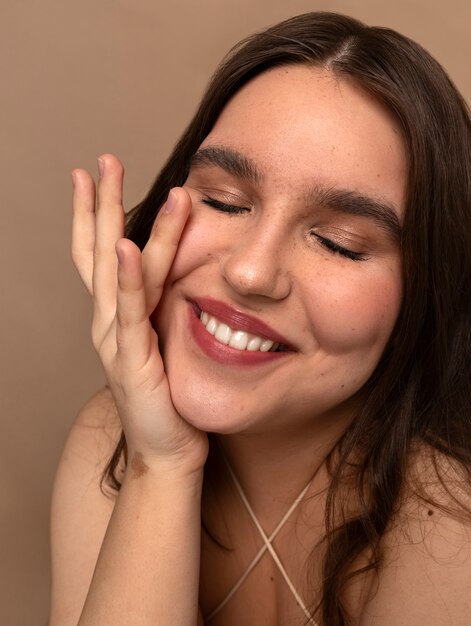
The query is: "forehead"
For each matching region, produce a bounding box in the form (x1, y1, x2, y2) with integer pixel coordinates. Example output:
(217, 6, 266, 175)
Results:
(201, 65, 407, 218)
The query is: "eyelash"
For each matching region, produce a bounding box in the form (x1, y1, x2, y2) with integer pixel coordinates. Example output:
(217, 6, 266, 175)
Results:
(201, 196, 367, 262)
(312, 234, 367, 262)
(201, 197, 249, 214)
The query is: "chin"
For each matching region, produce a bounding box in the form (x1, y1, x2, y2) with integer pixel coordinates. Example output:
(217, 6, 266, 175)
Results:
(171, 397, 246, 434)
(166, 377, 254, 435)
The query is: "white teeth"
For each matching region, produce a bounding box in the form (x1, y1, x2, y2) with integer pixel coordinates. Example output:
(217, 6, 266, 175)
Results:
(229, 330, 249, 350)
(199, 310, 280, 353)
(246, 336, 262, 351)
(214, 323, 232, 345)
(206, 316, 218, 335)
(260, 339, 274, 352)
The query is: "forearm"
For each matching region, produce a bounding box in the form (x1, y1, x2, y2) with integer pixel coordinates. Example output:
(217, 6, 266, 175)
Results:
(71, 160, 207, 625)
(78, 458, 203, 626)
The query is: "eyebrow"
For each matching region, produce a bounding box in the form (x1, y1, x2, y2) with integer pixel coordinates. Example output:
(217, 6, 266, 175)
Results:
(190, 146, 263, 186)
(190, 145, 402, 241)
(309, 186, 402, 241)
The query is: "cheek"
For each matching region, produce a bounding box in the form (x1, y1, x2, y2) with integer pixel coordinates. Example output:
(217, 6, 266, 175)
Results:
(304, 266, 402, 353)
(165, 212, 216, 282)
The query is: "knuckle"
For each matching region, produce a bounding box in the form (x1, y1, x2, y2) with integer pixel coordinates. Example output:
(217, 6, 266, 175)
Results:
(116, 310, 133, 330)
(71, 249, 89, 265)
(93, 247, 116, 262)
(91, 326, 103, 351)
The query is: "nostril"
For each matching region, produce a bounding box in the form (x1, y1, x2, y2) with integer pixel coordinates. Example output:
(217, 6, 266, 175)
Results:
(221, 254, 292, 301)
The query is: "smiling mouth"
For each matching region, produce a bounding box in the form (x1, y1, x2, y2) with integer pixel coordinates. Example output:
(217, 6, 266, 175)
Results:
(198, 310, 288, 353)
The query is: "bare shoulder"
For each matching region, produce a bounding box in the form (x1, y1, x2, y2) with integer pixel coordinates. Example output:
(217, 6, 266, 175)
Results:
(49, 386, 124, 626)
(73, 384, 120, 429)
(360, 447, 471, 625)
(53, 385, 124, 497)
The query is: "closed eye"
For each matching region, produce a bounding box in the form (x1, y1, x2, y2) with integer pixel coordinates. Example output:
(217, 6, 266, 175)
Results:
(202, 196, 367, 261)
(313, 234, 368, 262)
(201, 197, 249, 214)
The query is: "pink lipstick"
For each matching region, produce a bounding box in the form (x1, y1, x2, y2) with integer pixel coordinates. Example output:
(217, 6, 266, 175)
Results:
(187, 297, 295, 366)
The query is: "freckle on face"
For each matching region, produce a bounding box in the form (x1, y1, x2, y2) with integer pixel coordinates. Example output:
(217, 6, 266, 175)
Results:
(153, 66, 405, 434)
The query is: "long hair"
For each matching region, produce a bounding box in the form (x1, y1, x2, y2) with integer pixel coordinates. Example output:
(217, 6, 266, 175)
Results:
(103, 12, 471, 625)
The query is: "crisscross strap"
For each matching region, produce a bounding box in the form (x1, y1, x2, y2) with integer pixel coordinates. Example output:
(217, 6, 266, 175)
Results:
(204, 452, 318, 626)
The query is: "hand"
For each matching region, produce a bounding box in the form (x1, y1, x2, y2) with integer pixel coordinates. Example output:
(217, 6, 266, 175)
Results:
(71, 154, 208, 472)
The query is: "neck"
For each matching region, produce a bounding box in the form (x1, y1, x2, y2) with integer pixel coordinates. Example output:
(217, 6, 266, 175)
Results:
(210, 401, 355, 527)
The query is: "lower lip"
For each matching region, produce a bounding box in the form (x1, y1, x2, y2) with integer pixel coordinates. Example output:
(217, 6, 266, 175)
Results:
(188, 304, 290, 366)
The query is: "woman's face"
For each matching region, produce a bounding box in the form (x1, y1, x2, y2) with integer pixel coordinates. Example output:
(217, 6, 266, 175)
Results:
(153, 65, 406, 437)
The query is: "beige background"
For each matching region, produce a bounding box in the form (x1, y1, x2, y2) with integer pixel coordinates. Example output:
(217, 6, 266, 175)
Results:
(1, 1, 469, 624)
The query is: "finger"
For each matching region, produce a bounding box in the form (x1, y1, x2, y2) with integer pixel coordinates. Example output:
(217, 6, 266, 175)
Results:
(114, 238, 157, 371)
(142, 187, 192, 315)
(93, 154, 126, 317)
(71, 169, 96, 294)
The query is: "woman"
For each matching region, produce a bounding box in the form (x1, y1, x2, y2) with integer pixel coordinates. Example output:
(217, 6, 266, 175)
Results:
(50, 12, 471, 626)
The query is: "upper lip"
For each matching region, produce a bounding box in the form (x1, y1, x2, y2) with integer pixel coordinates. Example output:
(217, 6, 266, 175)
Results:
(191, 297, 296, 351)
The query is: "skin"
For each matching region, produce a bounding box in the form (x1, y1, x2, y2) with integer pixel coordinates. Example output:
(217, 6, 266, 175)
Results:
(157, 66, 405, 425)
(154, 65, 405, 507)
(52, 64, 471, 626)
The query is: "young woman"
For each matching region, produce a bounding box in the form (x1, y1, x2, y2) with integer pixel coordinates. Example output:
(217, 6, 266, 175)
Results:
(50, 12, 471, 626)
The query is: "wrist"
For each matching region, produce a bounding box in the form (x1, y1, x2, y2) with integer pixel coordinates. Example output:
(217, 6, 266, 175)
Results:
(125, 430, 208, 477)
(124, 448, 206, 483)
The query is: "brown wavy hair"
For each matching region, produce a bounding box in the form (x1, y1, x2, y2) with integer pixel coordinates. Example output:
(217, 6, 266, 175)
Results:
(102, 12, 471, 625)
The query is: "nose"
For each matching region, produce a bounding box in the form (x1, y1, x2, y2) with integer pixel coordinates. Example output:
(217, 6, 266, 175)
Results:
(219, 221, 292, 300)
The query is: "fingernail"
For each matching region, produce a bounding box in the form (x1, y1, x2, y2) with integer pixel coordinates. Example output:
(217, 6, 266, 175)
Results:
(71, 171, 76, 186)
(162, 189, 177, 214)
(98, 158, 105, 177)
